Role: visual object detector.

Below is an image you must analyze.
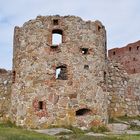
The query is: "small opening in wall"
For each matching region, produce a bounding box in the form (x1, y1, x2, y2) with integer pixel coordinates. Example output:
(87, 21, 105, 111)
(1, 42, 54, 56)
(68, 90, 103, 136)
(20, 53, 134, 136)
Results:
(129, 47, 131, 51)
(53, 19, 58, 25)
(81, 48, 89, 54)
(56, 65, 68, 80)
(98, 25, 101, 32)
(84, 65, 89, 70)
(104, 71, 107, 83)
(133, 57, 136, 61)
(12, 70, 16, 83)
(76, 108, 92, 116)
(133, 68, 136, 73)
(38, 101, 43, 110)
(137, 46, 139, 50)
(113, 51, 116, 55)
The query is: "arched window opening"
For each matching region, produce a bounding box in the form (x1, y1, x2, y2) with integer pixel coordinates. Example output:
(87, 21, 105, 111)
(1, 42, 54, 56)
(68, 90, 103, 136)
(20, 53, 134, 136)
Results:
(56, 65, 68, 80)
(52, 29, 63, 45)
(76, 108, 92, 116)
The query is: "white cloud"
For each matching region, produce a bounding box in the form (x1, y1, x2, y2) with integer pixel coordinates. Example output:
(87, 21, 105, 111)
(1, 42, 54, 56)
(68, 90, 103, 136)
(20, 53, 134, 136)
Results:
(0, 0, 140, 69)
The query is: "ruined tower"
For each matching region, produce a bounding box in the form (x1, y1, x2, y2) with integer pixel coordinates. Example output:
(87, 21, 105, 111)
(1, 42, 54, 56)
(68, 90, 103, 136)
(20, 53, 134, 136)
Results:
(10, 15, 108, 128)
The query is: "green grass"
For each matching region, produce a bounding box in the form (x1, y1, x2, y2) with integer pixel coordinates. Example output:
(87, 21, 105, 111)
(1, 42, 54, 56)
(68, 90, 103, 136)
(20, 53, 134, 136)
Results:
(60, 134, 140, 140)
(90, 125, 109, 133)
(64, 125, 84, 135)
(117, 116, 140, 121)
(0, 121, 140, 140)
(109, 116, 140, 123)
(0, 122, 56, 140)
(109, 116, 140, 131)
(129, 123, 140, 131)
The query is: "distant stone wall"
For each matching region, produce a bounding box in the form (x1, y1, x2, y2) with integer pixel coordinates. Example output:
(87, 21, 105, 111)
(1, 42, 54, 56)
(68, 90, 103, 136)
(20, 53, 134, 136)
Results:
(108, 40, 140, 74)
(107, 60, 140, 118)
(0, 69, 12, 121)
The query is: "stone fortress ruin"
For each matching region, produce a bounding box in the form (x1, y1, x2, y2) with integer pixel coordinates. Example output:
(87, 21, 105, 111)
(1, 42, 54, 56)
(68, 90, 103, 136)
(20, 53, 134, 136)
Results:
(0, 15, 139, 128)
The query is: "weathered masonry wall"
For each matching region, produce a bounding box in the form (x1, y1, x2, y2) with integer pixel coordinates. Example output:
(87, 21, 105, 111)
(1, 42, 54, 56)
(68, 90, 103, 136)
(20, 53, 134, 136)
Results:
(108, 40, 140, 118)
(107, 60, 140, 118)
(0, 69, 12, 121)
(108, 40, 140, 74)
(10, 15, 108, 128)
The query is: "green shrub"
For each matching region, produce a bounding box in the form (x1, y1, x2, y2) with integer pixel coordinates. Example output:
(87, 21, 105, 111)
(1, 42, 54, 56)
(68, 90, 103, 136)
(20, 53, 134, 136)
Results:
(0, 120, 17, 128)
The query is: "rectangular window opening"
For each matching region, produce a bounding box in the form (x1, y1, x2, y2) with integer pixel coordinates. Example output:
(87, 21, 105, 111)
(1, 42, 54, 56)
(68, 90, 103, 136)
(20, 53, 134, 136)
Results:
(98, 26, 101, 32)
(84, 65, 89, 70)
(12, 70, 16, 83)
(81, 48, 89, 54)
(39, 101, 43, 110)
(53, 19, 59, 25)
(52, 29, 63, 45)
(56, 65, 68, 80)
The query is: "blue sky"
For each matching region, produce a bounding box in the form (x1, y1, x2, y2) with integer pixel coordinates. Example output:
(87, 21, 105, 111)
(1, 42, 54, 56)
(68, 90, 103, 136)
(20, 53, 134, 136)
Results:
(0, 0, 140, 70)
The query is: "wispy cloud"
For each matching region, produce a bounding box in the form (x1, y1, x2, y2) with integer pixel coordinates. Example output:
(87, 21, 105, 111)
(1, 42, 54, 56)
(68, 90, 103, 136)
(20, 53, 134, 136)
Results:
(0, 0, 140, 69)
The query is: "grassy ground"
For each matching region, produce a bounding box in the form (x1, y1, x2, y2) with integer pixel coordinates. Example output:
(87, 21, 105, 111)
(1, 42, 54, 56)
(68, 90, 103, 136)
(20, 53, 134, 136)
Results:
(0, 122, 140, 140)
(60, 135, 140, 140)
(0, 122, 56, 140)
(109, 116, 140, 131)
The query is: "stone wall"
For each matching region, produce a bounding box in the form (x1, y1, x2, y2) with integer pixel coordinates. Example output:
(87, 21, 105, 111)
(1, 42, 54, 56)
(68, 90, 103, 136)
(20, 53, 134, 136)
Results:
(107, 60, 140, 118)
(126, 73, 140, 116)
(10, 15, 108, 128)
(108, 40, 140, 74)
(0, 69, 12, 121)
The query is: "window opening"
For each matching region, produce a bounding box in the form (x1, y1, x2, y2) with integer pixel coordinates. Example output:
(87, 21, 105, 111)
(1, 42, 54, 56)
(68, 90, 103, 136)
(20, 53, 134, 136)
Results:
(76, 108, 92, 116)
(12, 70, 16, 83)
(53, 19, 58, 25)
(98, 25, 101, 31)
(133, 57, 136, 61)
(137, 46, 139, 50)
(133, 68, 136, 73)
(104, 71, 106, 83)
(113, 51, 116, 55)
(38, 101, 43, 110)
(129, 47, 131, 51)
(52, 29, 62, 45)
(84, 65, 89, 70)
(81, 48, 89, 54)
(56, 65, 67, 80)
